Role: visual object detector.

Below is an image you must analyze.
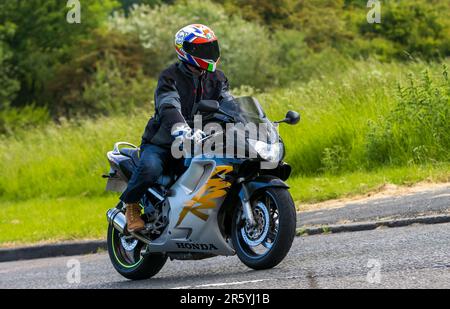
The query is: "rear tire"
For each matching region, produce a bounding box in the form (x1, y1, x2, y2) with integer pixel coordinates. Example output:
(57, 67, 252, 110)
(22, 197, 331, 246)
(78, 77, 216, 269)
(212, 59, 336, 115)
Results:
(231, 187, 296, 270)
(107, 224, 167, 280)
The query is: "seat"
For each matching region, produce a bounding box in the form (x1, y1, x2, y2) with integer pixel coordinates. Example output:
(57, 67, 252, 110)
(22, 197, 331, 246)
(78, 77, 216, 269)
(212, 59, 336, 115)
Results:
(119, 148, 140, 166)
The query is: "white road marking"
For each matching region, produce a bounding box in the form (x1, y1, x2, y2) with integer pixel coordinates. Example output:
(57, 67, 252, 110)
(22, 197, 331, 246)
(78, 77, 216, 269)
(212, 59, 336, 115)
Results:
(172, 278, 272, 289)
(432, 193, 450, 198)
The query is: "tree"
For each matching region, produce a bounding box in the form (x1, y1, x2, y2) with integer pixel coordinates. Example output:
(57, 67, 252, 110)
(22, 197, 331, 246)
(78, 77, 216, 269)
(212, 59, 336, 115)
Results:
(359, 0, 450, 60)
(119, 0, 166, 13)
(0, 22, 19, 109)
(0, 0, 119, 108)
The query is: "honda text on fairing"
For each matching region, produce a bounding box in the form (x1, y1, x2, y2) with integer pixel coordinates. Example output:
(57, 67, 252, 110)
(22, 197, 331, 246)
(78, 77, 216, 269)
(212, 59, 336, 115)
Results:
(104, 96, 300, 280)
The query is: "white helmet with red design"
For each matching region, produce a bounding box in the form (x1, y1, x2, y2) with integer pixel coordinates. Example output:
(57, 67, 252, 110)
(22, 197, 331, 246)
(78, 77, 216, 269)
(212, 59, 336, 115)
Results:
(174, 24, 221, 73)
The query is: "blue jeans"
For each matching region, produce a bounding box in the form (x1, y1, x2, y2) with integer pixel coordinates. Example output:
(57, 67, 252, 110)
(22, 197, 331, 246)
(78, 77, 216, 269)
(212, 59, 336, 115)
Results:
(120, 144, 174, 204)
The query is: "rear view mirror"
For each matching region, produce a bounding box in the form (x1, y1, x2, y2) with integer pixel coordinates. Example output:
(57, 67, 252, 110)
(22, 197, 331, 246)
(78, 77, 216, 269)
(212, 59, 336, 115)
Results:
(285, 111, 301, 125)
(276, 111, 301, 125)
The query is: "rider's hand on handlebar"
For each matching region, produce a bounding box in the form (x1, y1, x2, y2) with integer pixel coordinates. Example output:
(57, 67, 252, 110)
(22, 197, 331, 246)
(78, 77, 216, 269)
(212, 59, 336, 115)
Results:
(172, 124, 206, 144)
(172, 124, 191, 139)
(188, 129, 206, 144)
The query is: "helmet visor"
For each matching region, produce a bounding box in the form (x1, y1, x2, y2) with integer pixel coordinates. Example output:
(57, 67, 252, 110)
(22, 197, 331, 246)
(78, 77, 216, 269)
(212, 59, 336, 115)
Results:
(183, 40, 220, 62)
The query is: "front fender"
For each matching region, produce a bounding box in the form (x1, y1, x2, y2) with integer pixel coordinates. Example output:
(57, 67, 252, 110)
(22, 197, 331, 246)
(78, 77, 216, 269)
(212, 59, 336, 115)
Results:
(239, 175, 289, 200)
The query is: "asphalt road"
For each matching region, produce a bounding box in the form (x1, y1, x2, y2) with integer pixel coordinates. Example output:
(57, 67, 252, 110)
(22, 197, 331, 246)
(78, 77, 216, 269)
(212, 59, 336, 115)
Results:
(1, 222, 449, 289)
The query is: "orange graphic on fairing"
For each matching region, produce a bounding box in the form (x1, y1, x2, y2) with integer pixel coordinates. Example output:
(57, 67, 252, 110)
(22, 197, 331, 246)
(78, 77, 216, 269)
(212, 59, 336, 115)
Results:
(175, 166, 233, 227)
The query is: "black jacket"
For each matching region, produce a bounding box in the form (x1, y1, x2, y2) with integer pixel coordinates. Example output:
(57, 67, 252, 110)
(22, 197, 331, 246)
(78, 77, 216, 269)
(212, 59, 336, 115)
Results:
(142, 62, 232, 147)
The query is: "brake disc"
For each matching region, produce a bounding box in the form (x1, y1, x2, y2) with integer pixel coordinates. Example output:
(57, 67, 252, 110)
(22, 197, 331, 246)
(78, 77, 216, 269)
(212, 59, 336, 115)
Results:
(120, 235, 139, 251)
(241, 202, 270, 247)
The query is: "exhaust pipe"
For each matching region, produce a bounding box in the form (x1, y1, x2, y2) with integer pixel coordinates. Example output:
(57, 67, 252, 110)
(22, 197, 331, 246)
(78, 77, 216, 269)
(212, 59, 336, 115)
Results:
(107, 208, 152, 244)
(107, 208, 126, 234)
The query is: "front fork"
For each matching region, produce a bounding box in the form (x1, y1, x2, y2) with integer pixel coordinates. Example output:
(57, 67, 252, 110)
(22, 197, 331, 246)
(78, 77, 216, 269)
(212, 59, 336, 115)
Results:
(237, 175, 290, 228)
(238, 178, 257, 227)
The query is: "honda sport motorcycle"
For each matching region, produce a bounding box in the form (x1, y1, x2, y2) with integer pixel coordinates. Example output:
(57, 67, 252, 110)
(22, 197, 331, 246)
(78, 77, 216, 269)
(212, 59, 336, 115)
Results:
(104, 96, 300, 280)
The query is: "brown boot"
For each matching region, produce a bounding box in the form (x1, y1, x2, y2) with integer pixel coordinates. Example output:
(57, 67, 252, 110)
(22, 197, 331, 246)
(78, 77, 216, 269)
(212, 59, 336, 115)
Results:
(125, 203, 145, 233)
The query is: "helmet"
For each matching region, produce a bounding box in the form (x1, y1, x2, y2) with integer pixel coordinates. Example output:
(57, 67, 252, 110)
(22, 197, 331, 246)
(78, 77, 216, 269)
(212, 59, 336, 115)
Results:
(174, 24, 221, 73)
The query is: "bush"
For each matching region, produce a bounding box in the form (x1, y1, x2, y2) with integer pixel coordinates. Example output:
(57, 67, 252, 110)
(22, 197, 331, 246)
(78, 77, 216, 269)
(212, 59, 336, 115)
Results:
(260, 59, 448, 176)
(0, 112, 149, 201)
(366, 66, 450, 165)
(0, 105, 50, 135)
(110, 0, 276, 89)
(1, 60, 449, 203)
(0, 0, 120, 108)
(81, 55, 156, 116)
(218, 0, 450, 61)
(0, 23, 19, 108)
(271, 29, 312, 85)
(359, 0, 450, 60)
(110, 0, 358, 89)
(45, 29, 153, 118)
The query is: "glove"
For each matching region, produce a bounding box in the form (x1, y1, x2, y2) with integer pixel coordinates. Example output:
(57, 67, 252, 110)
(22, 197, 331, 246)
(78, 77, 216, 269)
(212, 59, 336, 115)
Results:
(189, 129, 207, 144)
(172, 124, 192, 139)
(172, 124, 206, 144)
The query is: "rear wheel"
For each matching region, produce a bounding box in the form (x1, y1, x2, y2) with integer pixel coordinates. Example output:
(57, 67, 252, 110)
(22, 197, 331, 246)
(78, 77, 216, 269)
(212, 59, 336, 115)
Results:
(231, 187, 296, 270)
(107, 224, 167, 280)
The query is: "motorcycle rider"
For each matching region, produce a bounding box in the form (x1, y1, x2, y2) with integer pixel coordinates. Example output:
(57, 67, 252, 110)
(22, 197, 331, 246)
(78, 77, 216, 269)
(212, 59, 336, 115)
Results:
(121, 24, 233, 232)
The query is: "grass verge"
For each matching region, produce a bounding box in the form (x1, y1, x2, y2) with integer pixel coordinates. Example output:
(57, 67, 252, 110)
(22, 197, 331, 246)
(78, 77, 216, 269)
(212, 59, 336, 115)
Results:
(1, 164, 448, 246)
(0, 196, 117, 246)
(289, 163, 450, 205)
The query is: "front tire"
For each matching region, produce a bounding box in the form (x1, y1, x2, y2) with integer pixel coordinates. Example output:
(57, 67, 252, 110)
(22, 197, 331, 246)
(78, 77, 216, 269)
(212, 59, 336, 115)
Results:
(107, 224, 167, 280)
(231, 187, 296, 270)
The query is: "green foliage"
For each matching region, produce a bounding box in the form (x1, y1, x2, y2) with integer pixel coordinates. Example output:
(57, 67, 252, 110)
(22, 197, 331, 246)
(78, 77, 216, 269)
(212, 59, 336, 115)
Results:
(216, 0, 354, 51)
(45, 28, 152, 117)
(119, 0, 166, 12)
(110, 0, 276, 88)
(269, 29, 310, 85)
(1, 1, 450, 245)
(217, 0, 450, 60)
(0, 23, 19, 109)
(216, 0, 298, 29)
(2, 0, 449, 121)
(0, 105, 50, 135)
(321, 145, 348, 174)
(81, 55, 156, 116)
(0, 111, 148, 201)
(0, 0, 120, 107)
(359, 0, 450, 60)
(2, 163, 450, 245)
(111, 0, 344, 89)
(2, 60, 449, 203)
(366, 66, 450, 165)
(262, 59, 449, 176)
(1, 60, 450, 245)
(0, 196, 118, 245)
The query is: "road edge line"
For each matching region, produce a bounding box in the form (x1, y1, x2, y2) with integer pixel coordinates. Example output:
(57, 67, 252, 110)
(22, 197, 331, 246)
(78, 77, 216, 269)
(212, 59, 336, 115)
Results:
(296, 214, 450, 236)
(0, 240, 106, 263)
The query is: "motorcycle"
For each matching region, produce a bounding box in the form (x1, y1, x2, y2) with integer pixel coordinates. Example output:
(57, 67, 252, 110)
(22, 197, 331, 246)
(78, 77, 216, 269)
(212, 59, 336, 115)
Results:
(104, 96, 300, 280)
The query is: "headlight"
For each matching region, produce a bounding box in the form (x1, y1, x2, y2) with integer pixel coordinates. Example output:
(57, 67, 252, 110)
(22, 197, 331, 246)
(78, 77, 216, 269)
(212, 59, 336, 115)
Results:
(248, 139, 283, 162)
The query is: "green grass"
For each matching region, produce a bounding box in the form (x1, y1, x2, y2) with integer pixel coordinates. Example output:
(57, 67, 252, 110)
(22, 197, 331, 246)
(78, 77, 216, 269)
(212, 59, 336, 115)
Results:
(289, 163, 450, 204)
(264, 60, 450, 175)
(0, 196, 117, 246)
(0, 113, 151, 202)
(0, 59, 449, 246)
(1, 164, 448, 245)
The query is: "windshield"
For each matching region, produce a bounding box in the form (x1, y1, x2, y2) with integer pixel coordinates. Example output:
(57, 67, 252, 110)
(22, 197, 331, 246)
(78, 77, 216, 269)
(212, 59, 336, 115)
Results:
(220, 96, 266, 124)
(220, 96, 279, 144)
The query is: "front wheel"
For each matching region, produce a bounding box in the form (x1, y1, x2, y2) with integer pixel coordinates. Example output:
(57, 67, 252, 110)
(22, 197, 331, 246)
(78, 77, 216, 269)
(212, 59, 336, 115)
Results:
(107, 224, 167, 280)
(231, 187, 296, 270)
